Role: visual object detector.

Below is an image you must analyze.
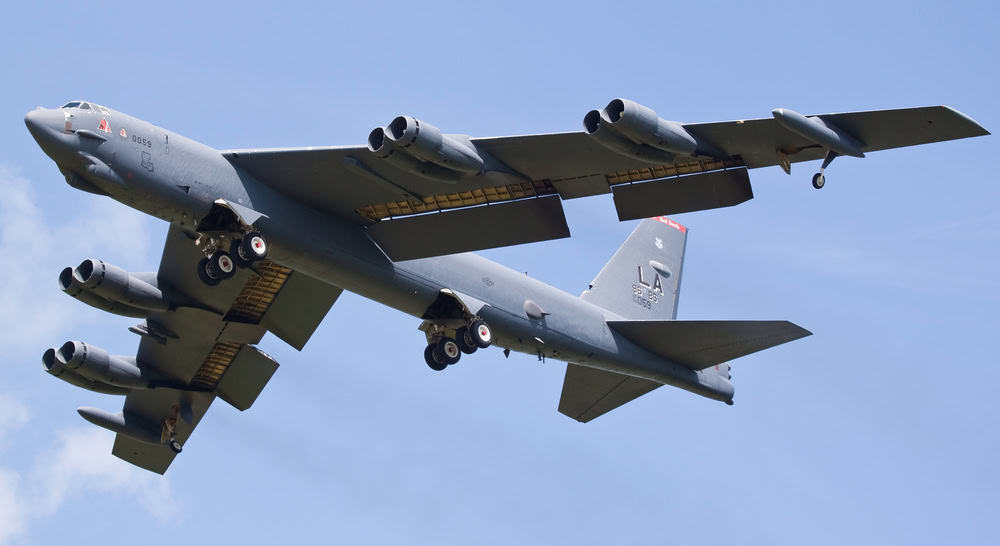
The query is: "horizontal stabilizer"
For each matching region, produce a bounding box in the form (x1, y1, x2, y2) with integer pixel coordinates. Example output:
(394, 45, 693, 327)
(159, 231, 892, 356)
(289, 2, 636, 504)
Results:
(558, 363, 662, 423)
(608, 320, 811, 370)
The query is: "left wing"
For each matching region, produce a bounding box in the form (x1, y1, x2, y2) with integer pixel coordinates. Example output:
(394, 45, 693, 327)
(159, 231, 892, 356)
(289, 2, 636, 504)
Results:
(72, 226, 341, 473)
(222, 101, 987, 260)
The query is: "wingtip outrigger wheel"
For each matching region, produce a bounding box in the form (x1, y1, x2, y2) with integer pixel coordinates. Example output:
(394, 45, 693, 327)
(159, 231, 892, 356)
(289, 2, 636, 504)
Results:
(812, 150, 838, 190)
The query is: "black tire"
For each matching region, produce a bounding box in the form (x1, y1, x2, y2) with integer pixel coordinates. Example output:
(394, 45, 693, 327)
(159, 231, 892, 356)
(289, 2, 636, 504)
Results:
(211, 251, 236, 279)
(425, 344, 447, 371)
(242, 232, 269, 261)
(455, 327, 478, 354)
(436, 337, 461, 365)
(168, 439, 182, 454)
(812, 173, 825, 189)
(197, 258, 221, 286)
(230, 239, 252, 268)
(470, 320, 492, 349)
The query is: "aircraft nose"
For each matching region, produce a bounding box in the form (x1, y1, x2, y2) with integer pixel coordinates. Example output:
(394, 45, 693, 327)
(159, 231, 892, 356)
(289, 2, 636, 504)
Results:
(25, 107, 61, 136)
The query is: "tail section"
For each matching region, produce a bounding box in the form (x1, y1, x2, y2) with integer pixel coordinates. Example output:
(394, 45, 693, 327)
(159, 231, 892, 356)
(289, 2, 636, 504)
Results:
(559, 218, 811, 422)
(581, 216, 687, 320)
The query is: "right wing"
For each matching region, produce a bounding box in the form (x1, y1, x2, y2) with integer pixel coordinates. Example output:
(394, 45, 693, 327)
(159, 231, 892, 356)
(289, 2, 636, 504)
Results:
(88, 226, 341, 473)
(222, 103, 986, 260)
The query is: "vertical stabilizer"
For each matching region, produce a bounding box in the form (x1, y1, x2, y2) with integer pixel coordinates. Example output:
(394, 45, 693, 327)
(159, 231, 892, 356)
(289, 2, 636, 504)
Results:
(581, 216, 687, 320)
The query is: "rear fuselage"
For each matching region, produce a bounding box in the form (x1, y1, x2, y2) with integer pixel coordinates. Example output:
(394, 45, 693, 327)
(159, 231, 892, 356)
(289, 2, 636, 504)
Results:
(25, 103, 733, 403)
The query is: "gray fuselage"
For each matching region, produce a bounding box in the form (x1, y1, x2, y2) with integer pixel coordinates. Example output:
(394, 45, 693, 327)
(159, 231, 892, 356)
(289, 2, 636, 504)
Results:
(25, 103, 732, 403)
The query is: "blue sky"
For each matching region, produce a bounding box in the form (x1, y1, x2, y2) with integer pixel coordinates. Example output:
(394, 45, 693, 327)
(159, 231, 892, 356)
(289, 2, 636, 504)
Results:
(0, 1, 997, 544)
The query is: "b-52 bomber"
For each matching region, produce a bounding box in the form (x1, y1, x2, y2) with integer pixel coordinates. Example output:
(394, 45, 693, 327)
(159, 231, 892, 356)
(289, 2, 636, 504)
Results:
(25, 98, 988, 473)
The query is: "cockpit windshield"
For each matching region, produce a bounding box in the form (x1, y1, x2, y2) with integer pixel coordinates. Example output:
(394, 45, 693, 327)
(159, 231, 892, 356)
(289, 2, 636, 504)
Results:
(60, 101, 109, 114)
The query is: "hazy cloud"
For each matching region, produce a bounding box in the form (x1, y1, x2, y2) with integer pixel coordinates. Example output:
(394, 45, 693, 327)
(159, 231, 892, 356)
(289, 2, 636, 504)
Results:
(0, 394, 29, 450)
(0, 427, 177, 545)
(0, 167, 152, 355)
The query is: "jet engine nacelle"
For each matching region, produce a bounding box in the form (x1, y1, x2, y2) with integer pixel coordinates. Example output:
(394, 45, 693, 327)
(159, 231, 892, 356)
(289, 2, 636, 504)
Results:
(42, 340, 150, 391)
(59, 259, 168, 318)
(584, 98, 724, 161)
(41, 347, 130, 395)
(368, 115, 484, 180)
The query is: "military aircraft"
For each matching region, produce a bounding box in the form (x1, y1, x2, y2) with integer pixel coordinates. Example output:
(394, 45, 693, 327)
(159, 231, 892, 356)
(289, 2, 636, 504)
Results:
(25, 98, 988, 473)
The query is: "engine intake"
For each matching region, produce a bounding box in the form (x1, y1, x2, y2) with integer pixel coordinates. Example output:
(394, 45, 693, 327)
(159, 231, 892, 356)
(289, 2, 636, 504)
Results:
(58, 259, 167, 317)
(584, 98, 724, 161)
(367, 115, 484, 180)
(42, 347, 130, 395)
(43, 340, 149, 391)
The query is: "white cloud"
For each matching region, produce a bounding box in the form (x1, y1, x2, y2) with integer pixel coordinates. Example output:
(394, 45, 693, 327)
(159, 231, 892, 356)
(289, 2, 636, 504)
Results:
(0, 426, 178, 545)
(0, 163, 169, 544)
(0, 167, 153, 355)
(0, 470, 24, 545)
(0, 394, 29, 450)
(30, 427, 177, 521)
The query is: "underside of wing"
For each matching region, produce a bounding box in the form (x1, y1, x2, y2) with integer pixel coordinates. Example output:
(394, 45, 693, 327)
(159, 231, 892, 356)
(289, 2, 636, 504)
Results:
(52, 225, 342, 473)
(223, 100, 985, 260)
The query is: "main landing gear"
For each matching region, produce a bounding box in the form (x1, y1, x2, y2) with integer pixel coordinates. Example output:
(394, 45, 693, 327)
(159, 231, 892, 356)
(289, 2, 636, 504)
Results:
(196, 231, 269, 286)
(423, 319, 492, 371)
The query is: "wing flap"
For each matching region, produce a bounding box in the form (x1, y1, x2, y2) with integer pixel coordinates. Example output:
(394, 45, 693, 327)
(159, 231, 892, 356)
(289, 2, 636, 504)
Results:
(611, 168, 752, 220)
(608, 320, 811, 370)
(366, 195, 570, 260)
(558, 363, 662, 423)
(216, 345, 280, 411)
(260, 271, 342, 350)
(112, 434, 176, 475)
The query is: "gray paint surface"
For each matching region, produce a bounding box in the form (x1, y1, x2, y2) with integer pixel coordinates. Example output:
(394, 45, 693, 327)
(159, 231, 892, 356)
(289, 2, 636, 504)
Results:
(23, 99, 987, 472)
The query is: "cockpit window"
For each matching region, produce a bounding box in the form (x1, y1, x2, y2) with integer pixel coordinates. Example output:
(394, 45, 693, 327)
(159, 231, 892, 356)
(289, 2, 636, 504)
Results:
(61, 101, 82, 109)
(79, 103, 91, 110)
(97, 105, 111, 115)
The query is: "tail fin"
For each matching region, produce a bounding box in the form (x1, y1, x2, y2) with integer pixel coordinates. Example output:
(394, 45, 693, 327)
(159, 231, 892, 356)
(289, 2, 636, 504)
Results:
(581, 216, 687, 320)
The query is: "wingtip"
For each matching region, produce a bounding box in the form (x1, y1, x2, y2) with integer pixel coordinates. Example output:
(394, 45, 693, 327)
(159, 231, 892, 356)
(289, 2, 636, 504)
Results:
(940, 105, 991, 136)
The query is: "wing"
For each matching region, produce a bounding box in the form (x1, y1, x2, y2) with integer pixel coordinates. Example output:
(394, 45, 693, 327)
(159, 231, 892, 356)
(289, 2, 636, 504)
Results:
(222, 104, 986, 260)
(108, 226, 341, 473)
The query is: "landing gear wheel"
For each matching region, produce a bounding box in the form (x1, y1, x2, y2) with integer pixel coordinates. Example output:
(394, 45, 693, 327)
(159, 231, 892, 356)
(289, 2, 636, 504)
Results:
(455, 327, 478, 355)
(812, 172, 825, 190)
(242, 232, 268, 261)
(424, 344, 447, 371)
(436, 337, 461, 365)
(210, 251, 236, 279)
(230, 239, 252, 268)
(168, 439, 182, 454)
(469, 320, 492, 349)
(197, 258, 221, 286)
